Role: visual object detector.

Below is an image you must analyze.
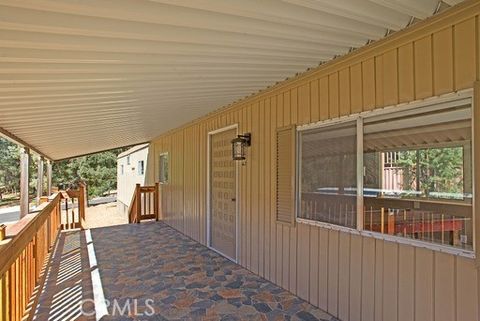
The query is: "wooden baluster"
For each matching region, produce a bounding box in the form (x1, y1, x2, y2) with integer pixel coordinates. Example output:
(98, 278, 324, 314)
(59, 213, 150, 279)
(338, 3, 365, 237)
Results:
(155, 183, 160, 221)
(136, 184, 141, 223)
(380, 208, 385, 234)
(430, 213, 434, 242)
(441, 214, 445, 244)
(387, 211, 395, 235)
(369, 207, 373, 231)
(71, 199, 75, 229)
(403, 209, 407, 237)
(64, 198, 69, 230)
(1, 271, 8, 321)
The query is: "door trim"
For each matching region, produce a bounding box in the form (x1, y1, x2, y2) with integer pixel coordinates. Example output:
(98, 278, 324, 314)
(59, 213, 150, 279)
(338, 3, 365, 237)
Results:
(207, 124, 239, 263)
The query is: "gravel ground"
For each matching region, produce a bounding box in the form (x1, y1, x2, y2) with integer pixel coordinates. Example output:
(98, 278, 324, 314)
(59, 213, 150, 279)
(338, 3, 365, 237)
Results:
(84, 202, 128, 229)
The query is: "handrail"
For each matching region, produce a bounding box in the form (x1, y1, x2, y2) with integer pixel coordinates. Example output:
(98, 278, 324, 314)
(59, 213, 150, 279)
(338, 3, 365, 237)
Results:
(128, 183, 160, 223)
(62, 182, 87, 230)
(0, 192, 62, 321)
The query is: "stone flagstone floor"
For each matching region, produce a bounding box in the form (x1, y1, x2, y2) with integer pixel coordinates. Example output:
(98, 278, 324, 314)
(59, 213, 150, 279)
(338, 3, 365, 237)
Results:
(91, 222, 339, 321)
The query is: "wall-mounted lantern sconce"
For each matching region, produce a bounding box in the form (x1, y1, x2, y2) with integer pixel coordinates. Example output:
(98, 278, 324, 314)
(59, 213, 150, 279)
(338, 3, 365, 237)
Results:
(231, 133, 251, 162)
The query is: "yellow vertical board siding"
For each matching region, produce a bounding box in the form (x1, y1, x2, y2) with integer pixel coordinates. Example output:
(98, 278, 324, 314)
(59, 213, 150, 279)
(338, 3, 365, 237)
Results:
(251, 102, 260, 274)
(415, 248, 434, 321)
(361, 236, 376, 321)
(241, 107, 248, 266)
(350, 63, 363, 113)
(433, 27, 454, 95)
(275, 98, 283, 286)
(283, 91, 291, 125)
(362, 58, 376, 110)
(434, 252, 456, 321)
(414, 36, 433, 99)
(374, 239, 384, 321)
(246, 105, 252, 269)
(269, 98, 277, 283)
(476, 83, 480, 319)
(298, 83, 311, 124)
(328, 73, 339, 118)
(149, 8, 480, 321)
(291, 87, 298, 124)
(319, 77, 329, 120)
(309, 226, 319, 306)
(454, 18, 477, 90)
(263, 98, 271, 280)
(398, 245, 415, 321)
(375, 55, 385, 108)
(282, 225, 290, 290)
(398, 43, 415, 103)
(456, 256, 479, 321)
(297, 223, 310, 300)
(310, 80, 320, 122)
(339, 68, 351, 116)
(318, 228, 329, 311)
(338, 232, 350, 321)
(327, 230, 339, 315)
(349, 234, 362, 321)
(258, 100, 265, 277)
(383, 49, 399, 106)
(383, 241, 399, 321)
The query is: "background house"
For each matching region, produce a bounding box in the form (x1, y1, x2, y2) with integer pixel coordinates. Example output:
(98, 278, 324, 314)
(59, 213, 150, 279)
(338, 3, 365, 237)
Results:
(117, 144, 149, 215)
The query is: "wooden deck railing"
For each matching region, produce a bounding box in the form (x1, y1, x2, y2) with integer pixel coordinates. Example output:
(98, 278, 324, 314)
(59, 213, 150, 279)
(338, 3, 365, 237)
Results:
(0, 192, 62, 321)
(300, 192, 471, 247)
(62, 182, 87, 230)
(128, 183, 160, 223)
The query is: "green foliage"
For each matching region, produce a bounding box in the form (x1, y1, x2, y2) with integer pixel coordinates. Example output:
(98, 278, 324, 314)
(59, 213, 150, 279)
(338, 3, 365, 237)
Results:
(0, 138, 20, 194)
(396, 147, 464, 197)
(53, 148, 126, 198)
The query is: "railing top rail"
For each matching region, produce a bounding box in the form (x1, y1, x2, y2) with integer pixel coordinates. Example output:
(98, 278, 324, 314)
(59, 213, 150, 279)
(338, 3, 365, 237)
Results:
(0, 192, 61, 276)
(139, 186, 156, 192)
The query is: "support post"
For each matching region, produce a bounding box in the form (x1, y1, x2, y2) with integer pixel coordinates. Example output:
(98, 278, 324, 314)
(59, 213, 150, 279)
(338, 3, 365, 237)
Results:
(46, 160, 52, 196)
(36, 156, 44, 204)
(20, 147, 30, 218)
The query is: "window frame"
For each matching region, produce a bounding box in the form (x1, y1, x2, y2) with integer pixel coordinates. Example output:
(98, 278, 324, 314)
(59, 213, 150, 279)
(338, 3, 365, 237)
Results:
(138, 160, 144, 175)
(158, 152, 169, 184)
(296, 90, 475, 258)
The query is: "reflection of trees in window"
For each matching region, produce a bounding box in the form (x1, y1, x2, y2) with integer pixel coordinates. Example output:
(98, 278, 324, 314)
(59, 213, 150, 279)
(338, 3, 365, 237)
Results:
(396, 147, 464, 199)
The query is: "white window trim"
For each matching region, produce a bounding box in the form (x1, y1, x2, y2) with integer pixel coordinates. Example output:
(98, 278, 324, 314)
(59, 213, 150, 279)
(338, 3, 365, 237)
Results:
(296, 89, 475, 259)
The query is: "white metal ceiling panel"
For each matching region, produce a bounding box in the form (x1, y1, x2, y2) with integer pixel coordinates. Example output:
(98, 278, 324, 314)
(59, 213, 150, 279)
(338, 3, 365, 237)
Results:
(0, 0, 464, 160)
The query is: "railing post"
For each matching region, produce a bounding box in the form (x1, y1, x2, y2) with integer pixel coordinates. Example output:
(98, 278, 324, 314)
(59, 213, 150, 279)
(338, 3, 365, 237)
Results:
(20, 147, 30, 218)
(136, 184, 141, 223)
(78, 183, 87, 229)
(46, 160, 52, 196)
(36, 156, 44, 205)
(154, 183, 159, 221)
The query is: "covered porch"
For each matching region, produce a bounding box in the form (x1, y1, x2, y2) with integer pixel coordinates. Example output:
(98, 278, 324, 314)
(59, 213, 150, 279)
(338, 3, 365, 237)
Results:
(1, 1, 480, 321)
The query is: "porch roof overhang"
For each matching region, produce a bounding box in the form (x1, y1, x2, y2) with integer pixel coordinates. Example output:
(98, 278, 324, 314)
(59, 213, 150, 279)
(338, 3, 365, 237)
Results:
(0, 0, 465, 160)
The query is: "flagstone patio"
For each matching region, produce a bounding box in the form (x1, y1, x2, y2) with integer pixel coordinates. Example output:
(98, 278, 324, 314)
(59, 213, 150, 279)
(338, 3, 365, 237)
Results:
(37, 221, 339, 321)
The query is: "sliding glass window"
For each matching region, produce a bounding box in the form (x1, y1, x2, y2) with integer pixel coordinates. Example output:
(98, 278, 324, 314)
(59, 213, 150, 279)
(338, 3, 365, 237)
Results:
(298, 121, 357, 228)
(363, 105, 473, 250)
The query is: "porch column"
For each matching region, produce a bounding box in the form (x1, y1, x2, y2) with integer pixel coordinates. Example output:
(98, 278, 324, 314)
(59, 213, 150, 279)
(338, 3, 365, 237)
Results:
(19, 147, 30, 218)
(36, 156, 44, 204)
(46, 160, 52, 195)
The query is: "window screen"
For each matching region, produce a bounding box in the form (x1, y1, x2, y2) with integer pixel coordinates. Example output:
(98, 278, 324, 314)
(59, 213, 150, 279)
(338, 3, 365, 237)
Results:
(299, 121, 357, 228)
